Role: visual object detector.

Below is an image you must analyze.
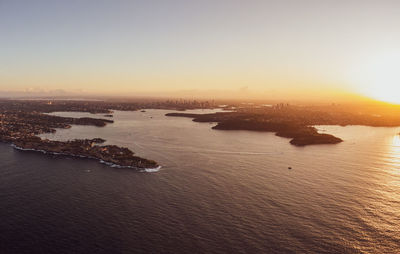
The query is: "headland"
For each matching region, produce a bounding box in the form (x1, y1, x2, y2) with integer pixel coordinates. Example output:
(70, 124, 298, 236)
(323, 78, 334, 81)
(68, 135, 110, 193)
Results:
(166, 103, 400, 146)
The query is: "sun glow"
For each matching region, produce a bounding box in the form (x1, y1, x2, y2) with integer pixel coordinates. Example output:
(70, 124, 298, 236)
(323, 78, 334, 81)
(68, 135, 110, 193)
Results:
(354, 51, 400, 104)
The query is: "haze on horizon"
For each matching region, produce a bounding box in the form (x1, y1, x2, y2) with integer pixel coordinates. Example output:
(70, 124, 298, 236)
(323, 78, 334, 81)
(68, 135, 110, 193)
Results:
(1, 0, 400, 103)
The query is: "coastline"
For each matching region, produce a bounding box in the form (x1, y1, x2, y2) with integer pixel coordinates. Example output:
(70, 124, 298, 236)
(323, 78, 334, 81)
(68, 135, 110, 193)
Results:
(166, 112, 344, 146)
(10, 143, 162, 172)
(0, 101, 164, 171)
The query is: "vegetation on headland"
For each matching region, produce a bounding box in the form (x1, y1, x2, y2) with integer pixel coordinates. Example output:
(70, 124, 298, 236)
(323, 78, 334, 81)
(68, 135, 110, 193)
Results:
(0, 100, 164, 169)
(13, 137, 158, 168)
(166, 103, 400, 146)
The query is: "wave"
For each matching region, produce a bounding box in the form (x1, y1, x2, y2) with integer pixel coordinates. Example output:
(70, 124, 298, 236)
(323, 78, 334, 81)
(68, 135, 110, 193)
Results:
(141, 166, 162, 173)
(11, 144, 161, 172)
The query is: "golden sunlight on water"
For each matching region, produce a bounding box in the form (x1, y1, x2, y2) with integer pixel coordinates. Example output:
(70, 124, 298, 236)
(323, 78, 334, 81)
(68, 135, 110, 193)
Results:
(388, 134, 400, 176)
(36, 113, 400, 253)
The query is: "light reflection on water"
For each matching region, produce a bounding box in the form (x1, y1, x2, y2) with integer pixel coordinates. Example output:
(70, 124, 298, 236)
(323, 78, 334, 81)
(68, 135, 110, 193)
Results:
(34, 110, 400, 253)
(389, 134, 400, 169)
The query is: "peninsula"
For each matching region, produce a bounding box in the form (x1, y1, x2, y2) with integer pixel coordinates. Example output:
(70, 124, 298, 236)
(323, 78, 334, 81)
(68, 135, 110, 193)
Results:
(166, 111, 342, 146)
(166, 103, 400, 146)
(0, 100, 159, 169)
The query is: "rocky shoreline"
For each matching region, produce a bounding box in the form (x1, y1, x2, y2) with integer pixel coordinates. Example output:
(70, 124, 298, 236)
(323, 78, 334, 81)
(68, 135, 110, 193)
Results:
(11, 143, 161, 172)
(11, 137, 159, 170)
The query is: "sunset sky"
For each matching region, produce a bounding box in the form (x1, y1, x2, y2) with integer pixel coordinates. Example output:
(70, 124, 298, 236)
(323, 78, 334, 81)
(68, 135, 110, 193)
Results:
(1, 0, 400, 102)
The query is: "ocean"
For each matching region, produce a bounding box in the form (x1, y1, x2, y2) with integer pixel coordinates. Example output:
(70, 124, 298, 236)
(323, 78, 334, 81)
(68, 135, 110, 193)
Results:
(0, 109, 399, 253)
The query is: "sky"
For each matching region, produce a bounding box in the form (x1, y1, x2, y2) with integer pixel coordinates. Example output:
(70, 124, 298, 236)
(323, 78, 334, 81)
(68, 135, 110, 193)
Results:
(1, 0, 400, 101)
